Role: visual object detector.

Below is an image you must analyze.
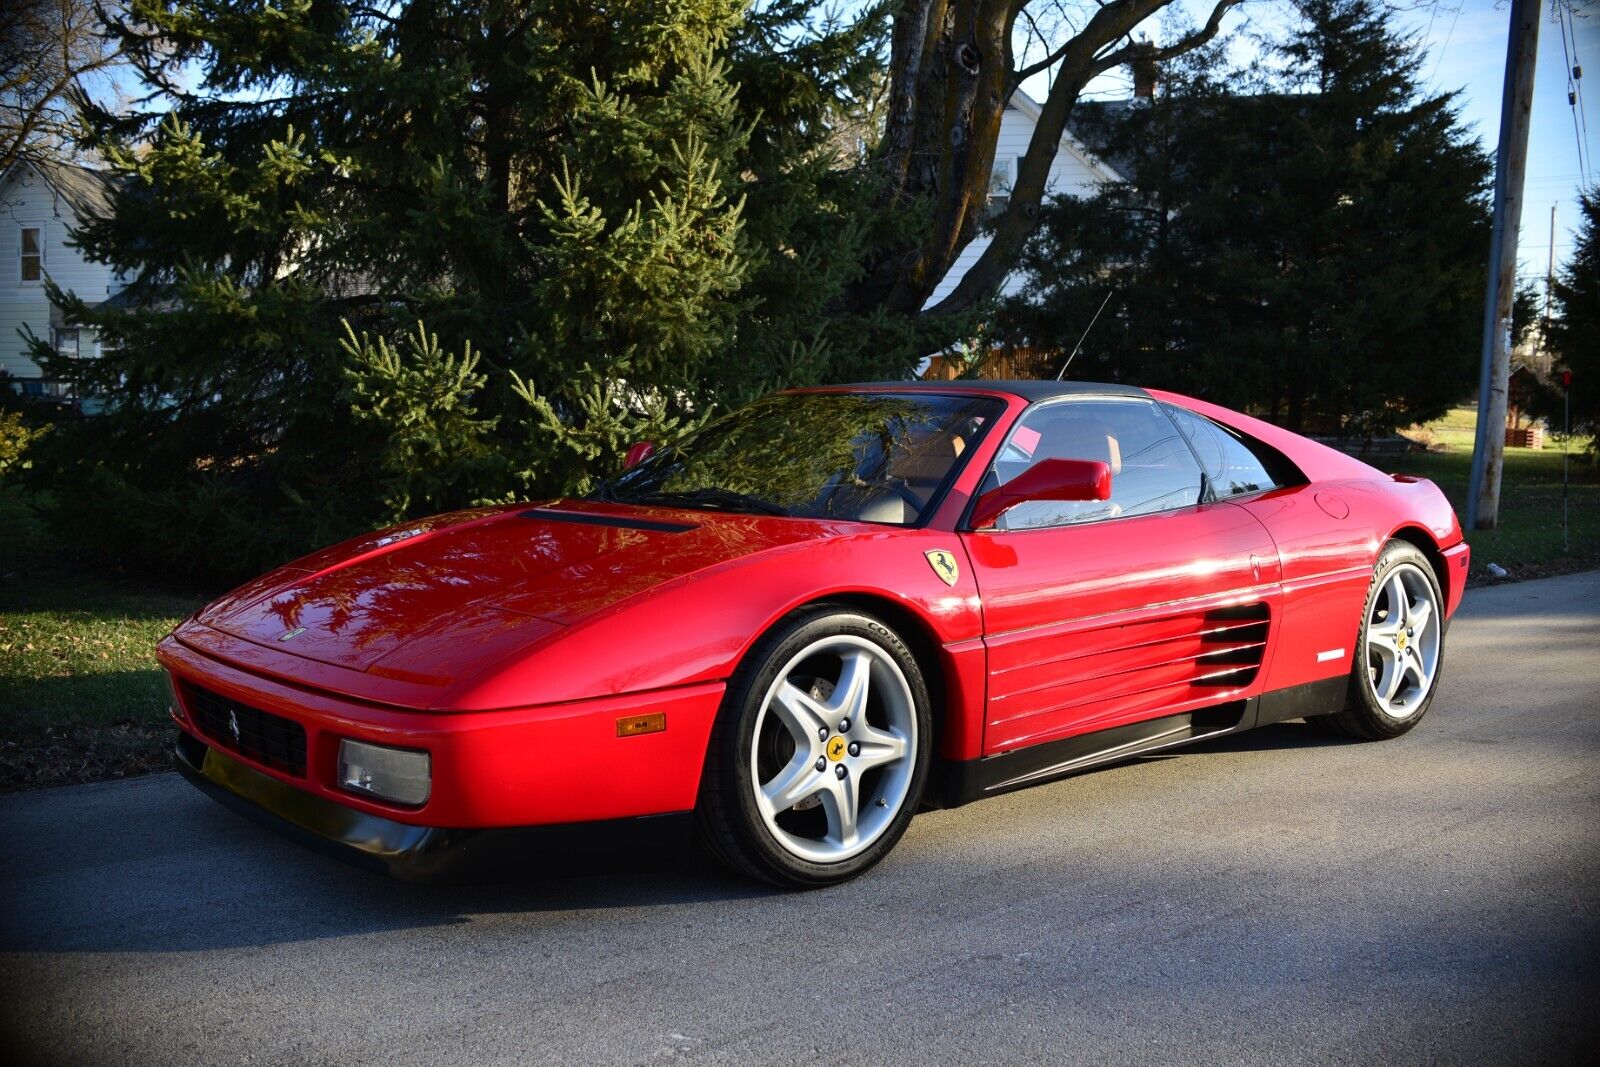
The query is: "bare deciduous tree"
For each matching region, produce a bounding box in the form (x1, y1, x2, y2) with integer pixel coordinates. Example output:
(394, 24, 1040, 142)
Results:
(0, 0, 125, 173)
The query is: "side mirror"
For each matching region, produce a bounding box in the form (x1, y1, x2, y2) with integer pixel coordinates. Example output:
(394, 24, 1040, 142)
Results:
(970, 457, 1112, 530)
(622, 441, 657, 471)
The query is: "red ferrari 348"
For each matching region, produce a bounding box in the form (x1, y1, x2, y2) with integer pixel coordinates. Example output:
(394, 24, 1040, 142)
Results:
(160, 382, 1468, 886)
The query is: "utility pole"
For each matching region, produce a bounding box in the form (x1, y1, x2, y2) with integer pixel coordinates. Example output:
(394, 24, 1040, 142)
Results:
(1467, 0, 1543, 531)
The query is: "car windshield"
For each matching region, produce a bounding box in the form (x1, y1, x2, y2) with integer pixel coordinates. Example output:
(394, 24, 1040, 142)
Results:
(598, 391, 1003, 525)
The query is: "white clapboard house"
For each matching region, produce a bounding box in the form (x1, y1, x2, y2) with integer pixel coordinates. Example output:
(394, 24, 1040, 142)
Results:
(0, 160, 127, 398)
(926, 90, 1126, 309)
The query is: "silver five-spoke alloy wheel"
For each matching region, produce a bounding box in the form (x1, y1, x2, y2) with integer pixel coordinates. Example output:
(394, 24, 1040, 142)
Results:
(1364, 561, 1441, 719)
(749, 635, 917, 864)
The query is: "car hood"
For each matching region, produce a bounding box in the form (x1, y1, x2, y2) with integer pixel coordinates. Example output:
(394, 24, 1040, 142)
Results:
(195, 502, 829, 686)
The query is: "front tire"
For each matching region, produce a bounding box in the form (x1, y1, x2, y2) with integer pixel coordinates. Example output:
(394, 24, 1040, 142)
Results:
(1311, 540, 1445, 740)
(695, 606, 932, 887)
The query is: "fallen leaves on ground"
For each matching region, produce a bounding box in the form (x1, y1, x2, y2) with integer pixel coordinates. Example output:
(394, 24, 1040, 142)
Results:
(0, 721, 171, 792)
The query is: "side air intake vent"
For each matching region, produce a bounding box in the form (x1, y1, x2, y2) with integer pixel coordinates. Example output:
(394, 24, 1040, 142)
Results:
(1192, 602, 1270, 689)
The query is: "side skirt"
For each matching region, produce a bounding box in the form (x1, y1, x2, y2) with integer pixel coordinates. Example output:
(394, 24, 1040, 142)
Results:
(1255, 674, 1349, 727)
(931, 675, 1349, 809)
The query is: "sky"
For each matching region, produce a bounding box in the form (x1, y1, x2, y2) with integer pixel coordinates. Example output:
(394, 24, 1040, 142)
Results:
(1397, 1, 1596, 287)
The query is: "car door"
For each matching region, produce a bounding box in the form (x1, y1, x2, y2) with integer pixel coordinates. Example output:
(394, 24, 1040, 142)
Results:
(961, 395, 1282, 755)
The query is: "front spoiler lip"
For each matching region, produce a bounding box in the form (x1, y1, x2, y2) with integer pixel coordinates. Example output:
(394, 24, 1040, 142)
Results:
(174, 731, 692, 883)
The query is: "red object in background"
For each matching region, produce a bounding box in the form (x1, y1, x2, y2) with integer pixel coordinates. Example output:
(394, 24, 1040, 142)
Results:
(1562, 370, 1574, 389)
(622, 440, 656, 469)
(161, 381, 1469, 882)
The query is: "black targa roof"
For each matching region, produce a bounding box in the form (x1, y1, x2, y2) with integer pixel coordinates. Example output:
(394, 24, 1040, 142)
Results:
(840, 380, 1151, 403)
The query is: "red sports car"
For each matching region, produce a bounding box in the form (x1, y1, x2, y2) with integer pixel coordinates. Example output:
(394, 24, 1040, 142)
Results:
(160, 382, 1468, 886)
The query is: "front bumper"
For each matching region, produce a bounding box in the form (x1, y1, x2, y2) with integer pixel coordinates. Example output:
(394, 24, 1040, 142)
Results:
(158, 631, 724, 829)
(175, 732, 692, 882)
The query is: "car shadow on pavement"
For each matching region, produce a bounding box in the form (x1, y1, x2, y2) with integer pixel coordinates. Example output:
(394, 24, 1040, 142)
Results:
(0, 721, 1353, 956)
(0, 774, 781, 955)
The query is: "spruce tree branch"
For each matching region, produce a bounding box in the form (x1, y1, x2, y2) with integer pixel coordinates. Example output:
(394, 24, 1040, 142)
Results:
(346, 5, 403, 26)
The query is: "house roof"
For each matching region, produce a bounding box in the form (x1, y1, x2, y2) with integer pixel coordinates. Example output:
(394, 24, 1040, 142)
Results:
(1007, 90, 1129, 185)
(0, 159, 120, 220)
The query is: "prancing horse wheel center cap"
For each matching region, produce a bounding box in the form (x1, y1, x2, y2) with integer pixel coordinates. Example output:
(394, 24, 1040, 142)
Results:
(826, 735, 847, 762)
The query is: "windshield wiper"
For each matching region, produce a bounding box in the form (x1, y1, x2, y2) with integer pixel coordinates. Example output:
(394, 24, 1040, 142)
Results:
(632, 487, 791, 517)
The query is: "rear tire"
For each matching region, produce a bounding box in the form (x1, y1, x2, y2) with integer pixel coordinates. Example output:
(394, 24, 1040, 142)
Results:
(695, 605, 931, 888)
(1309, 540, 1445, 741)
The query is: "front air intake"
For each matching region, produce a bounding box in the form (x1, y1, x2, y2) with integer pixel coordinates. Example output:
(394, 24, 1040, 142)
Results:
(181, 682, 308, 777)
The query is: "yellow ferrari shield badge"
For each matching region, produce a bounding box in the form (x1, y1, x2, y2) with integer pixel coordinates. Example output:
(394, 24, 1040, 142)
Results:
(827, 735, 847, 762)
(925, 549, 960, 587)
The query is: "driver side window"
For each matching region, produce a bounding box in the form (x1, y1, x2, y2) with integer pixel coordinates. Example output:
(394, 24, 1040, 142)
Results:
(989, 397, 1205, 530)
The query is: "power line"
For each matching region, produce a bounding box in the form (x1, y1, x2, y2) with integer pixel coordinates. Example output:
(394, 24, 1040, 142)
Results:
(1557, 0, 1591, 184)
(1564, 1, 1592, 177)
(1429, 4, 1464, 88)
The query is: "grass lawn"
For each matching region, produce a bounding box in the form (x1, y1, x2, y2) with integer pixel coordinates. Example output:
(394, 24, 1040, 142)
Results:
(1384, 407, 1600, 581)
(0, 488, 201, 790)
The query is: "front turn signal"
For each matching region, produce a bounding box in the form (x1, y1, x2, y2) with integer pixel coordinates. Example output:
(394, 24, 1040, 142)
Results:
(616, 712, 667, 737)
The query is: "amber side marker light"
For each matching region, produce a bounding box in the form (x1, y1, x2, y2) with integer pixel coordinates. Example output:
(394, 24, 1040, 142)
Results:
(617, 712, 667, 737)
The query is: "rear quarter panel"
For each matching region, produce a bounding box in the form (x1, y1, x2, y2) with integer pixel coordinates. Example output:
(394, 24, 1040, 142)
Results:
(1150, 389, 1467, 693)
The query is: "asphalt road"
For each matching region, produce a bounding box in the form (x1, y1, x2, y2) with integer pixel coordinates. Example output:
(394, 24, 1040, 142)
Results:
(3, 571, 1598, 1065)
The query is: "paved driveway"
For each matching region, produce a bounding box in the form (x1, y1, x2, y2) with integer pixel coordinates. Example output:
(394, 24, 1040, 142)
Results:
(3, 571, 1598, 1065)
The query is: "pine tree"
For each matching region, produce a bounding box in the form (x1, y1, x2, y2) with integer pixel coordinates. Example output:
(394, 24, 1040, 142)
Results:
(32, 1, 894, 581)
(997, 0, 1491, 435)
(1545, 191, 1600, 454)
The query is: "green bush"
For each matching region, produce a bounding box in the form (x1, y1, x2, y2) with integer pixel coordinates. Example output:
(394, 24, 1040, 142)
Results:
(0, 410, 47, 479)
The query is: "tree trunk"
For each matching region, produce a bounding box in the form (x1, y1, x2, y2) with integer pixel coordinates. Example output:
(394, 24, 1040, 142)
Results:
(861, 0, 1240, 321)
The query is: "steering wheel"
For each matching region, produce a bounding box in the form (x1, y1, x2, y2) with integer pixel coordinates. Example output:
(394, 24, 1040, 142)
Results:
(817, 477, 925, 523)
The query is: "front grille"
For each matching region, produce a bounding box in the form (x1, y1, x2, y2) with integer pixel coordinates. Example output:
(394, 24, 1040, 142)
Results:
(182, 682, 308, 777)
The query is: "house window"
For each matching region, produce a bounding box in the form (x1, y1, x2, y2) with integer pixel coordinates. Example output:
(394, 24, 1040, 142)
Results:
(986, 158, 1019, 218)
(53, 328, 80, 358)
(20, 227, 43, 282)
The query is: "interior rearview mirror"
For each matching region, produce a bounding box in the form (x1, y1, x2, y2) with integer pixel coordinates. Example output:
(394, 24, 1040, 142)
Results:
(970, 457, 1112, 530)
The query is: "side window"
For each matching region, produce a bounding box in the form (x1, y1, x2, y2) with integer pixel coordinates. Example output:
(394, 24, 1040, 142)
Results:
(989, 397, 1205, 530)
(1163, 404, 1282, 500)
(53, 328, 80, 358)
(20, 226, 43, 282)
(986, 157, 1016, 218)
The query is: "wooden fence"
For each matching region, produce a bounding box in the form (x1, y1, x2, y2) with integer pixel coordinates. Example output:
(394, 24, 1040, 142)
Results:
(921, 346, 1063, 381)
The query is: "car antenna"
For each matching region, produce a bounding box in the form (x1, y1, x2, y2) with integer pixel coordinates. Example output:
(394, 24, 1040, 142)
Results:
(1055, 289, 1115, 381)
